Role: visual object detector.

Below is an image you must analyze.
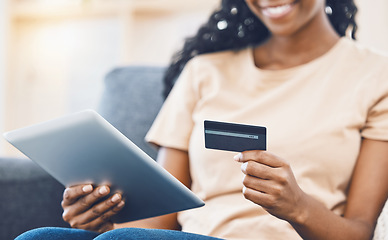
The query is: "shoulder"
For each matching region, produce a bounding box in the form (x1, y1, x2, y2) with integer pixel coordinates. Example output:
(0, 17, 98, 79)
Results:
(342, 39, 388, 109)
(338, 38, 388, 94)
(341, 38, 388, 68)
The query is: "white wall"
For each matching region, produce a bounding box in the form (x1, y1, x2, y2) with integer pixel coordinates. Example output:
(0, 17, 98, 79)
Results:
(2, 4, 218, 156)
(8, 17, 122, 117)
(356, 0, 388, 53)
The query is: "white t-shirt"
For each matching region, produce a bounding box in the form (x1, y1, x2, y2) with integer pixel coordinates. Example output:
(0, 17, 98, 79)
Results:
(146, 38, 388, 240)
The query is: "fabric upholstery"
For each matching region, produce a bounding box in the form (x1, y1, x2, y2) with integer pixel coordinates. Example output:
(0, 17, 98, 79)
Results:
(0, 157, 68, 240)
(98, 66, 165, 160)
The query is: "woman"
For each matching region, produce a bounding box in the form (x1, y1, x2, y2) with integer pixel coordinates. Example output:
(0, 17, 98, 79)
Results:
(17, 0, 388, 239)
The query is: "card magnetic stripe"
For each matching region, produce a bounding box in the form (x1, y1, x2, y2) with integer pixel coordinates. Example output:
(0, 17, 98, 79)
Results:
(204, 129, 259, 139)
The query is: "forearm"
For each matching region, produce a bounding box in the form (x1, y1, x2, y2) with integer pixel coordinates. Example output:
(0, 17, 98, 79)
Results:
(114, 213, 180, 230)
(290, 194, 373, 240)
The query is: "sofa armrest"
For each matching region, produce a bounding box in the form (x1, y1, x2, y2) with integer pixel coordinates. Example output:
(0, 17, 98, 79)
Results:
(0, 157, 68, 239)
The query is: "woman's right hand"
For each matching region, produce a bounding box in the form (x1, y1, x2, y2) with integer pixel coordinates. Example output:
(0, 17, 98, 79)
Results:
(61, 184, 125, 233)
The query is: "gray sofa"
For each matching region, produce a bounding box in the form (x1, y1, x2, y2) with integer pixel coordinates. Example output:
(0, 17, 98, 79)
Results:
(0, 66, 387, 240)
(0, 66, 165, 240)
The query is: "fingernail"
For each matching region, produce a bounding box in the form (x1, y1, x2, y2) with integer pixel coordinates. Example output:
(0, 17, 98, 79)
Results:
(99, 186, 109, 195)
(82, 185, 93, 193)
(111, 194, 121, 203)
(242, 186, 247, 194)
(234, 153, 242, 161)
(241, 162, 248, 172)
(117, 201, 125, 208)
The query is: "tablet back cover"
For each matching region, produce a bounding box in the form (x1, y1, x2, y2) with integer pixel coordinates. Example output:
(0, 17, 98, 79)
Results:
(3, 110, 204, 223)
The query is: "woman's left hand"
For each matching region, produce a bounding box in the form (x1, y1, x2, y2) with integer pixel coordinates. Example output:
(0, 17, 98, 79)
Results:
(234, 151, 307, 223)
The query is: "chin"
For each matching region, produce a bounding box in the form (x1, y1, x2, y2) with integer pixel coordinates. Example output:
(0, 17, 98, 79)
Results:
(264, 23, 302, 38)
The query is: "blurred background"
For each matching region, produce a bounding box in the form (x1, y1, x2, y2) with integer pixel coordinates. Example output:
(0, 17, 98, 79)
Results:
(0, 0, 387, 157)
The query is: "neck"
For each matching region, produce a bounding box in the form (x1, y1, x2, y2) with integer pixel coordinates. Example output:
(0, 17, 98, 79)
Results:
(254, 11, 340, 70)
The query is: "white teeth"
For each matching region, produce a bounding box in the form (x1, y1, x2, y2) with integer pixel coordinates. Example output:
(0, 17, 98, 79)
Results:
(263, 4, 292, 18)
(267, 5, 290, 14)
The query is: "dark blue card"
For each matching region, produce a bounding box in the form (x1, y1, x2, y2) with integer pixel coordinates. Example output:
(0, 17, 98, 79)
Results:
(204, 120, 266, 152)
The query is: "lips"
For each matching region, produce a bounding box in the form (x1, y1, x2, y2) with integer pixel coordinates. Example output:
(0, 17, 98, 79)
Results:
(259, 1, 298, 19)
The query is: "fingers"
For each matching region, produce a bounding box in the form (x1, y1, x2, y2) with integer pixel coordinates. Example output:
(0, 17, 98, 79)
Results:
(66, 194, 125, 231)
(242, 186, 276, 210)
(62, 185, 110, 212)
(78, 186, 111, 210)
(62, 185, 114, 217)
(242, 173, 284, 210)
(62, 184, 126, 232)
(77, 193, 125, 224)
(62, 184, 94, 206)
(241, 161, 273, 180)
(238, 152, 306, 221)
(242, 175, 275, 194)
(234, 151, 286, 168)
(85, 200, 125, 232)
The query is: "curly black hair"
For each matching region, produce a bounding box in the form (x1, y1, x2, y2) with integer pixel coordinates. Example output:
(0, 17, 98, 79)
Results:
(163, 0, 358, 98)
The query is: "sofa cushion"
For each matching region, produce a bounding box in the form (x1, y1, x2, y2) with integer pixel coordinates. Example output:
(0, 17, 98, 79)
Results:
(98, 66, 166, 160)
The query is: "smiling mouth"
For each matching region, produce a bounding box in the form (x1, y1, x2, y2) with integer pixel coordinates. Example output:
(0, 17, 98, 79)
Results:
(260, 0, 299, 19)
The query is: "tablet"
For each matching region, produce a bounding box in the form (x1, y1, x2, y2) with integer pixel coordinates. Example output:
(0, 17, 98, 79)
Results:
(3, 109, 204, 223)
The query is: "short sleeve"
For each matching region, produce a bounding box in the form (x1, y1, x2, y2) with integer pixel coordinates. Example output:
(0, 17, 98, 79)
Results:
(145, 60, 199, 151)
(361, 65, 388, 141)
(361, 91, 388, 141)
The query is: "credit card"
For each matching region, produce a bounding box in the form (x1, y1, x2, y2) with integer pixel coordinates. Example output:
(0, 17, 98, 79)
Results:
(204, 120, 266, 152)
